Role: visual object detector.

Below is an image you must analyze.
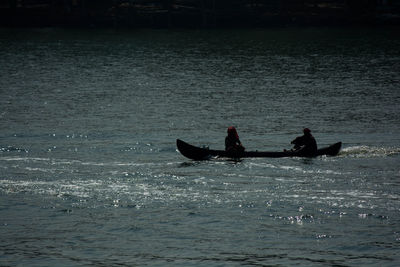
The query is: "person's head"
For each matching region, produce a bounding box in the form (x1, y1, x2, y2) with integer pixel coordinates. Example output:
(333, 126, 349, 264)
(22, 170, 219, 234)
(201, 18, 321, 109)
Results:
(303, 128, 311, 135)
(227, 126, 239, 139)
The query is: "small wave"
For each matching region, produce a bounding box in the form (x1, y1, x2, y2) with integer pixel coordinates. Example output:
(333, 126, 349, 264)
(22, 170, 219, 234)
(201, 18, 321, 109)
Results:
(269, 213, 315, 225)
(0, 146, 28, 153)
(0, 156, 51, 162)
(340, 145, 400, 158)
(0, 156, 169, 168)
(250, 162, 343, 175)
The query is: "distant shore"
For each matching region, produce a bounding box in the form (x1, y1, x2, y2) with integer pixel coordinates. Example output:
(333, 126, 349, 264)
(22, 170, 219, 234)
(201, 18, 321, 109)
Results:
(1, 1, 400, 28)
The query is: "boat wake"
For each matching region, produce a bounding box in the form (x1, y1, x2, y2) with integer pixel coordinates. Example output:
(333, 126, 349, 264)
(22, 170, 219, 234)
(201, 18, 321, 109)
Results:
(340, 145, 400, 158)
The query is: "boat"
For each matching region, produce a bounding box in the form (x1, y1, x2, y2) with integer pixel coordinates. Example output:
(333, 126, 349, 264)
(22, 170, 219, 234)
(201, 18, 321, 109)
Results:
(176, 139, 342, 160)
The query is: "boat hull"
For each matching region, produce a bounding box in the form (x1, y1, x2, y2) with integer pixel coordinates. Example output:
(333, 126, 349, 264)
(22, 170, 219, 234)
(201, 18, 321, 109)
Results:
(176, 139, 342, 160)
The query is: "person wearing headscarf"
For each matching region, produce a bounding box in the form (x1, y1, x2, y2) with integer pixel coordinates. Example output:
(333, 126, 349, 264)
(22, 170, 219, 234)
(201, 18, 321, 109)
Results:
(225, 126, 245, 154)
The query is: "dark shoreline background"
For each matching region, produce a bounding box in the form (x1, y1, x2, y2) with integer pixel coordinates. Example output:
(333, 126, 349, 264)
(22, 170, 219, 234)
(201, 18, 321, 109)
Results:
(1, 0, 400, 28)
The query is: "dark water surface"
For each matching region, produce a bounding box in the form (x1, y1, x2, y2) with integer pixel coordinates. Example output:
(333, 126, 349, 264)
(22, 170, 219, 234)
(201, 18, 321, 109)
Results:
(1, 27, 400, 266)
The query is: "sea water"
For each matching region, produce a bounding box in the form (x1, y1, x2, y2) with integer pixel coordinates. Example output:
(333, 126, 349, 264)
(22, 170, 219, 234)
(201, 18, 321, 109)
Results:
(0, 27, 399, 266)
